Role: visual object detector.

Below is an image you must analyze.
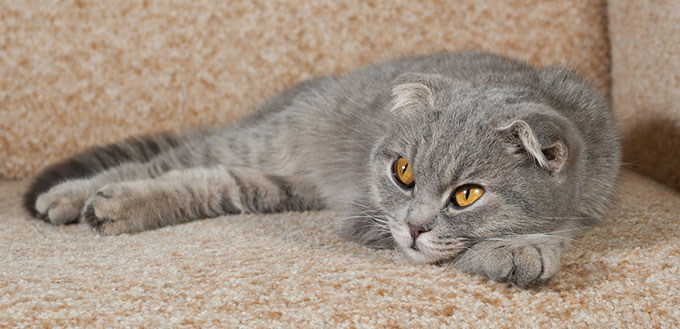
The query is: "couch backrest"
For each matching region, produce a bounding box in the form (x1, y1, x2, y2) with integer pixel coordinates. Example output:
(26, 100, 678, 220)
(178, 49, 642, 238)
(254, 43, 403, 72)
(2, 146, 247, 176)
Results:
(609, 0, 680, 190)
(1, 1, 610, 179)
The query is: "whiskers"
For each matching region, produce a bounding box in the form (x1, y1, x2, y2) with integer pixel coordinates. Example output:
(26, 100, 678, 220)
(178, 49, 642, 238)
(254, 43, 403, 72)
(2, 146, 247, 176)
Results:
(423, 226, 588, 264)
(338, 214, 389, 226)
(336, 204, 393, 238)
(337, 201, 393, 226)
(449, 226, 587, 245)
(415, 239, 474, 265)
(337, 200, 374, 210)
(339, 216, 392, 237)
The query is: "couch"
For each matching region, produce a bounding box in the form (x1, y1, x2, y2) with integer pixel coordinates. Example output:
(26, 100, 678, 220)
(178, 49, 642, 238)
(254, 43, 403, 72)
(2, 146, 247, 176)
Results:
(1, 0, 678, 327)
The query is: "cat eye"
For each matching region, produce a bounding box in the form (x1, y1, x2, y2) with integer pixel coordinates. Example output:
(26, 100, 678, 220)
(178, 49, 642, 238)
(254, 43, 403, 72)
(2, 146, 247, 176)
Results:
(392, 156, 415, 188)
(452, 185, 484, 207)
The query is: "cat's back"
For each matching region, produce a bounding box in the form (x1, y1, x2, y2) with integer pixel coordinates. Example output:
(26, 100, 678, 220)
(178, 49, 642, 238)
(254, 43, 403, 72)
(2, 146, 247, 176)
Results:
(245, 52, 535, 122)
(356, 51, 534, 82)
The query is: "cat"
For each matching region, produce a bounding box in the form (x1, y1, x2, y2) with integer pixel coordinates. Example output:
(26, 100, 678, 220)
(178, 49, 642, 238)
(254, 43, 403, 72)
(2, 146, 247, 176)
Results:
(23, 52, 621, 288)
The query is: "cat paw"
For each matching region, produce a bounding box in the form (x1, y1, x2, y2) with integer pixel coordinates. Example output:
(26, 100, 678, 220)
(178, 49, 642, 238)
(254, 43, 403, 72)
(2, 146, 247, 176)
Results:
(34, 180, 94, 225)
(452, 237, 562, 288)
(83, 183, 147, 236)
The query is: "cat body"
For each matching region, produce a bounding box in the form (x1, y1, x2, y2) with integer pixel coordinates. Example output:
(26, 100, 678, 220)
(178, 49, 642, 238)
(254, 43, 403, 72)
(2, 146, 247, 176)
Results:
(24, 52, 620, 288)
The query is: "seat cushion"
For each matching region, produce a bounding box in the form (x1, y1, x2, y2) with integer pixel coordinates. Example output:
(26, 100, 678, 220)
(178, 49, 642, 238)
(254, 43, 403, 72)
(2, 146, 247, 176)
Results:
(1, 170, 678, 327)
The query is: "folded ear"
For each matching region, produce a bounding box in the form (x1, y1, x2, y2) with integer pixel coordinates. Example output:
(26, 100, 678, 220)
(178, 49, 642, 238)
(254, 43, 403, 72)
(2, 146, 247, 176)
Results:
(497, 114, 571, 173)
(390, 73, 449, 114)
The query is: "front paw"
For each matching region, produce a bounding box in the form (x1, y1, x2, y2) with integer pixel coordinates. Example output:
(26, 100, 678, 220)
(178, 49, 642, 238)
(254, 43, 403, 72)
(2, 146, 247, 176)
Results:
(452, 236, 562, 288)
(83, 183, 147, 236)
(35, 180, 94, 225)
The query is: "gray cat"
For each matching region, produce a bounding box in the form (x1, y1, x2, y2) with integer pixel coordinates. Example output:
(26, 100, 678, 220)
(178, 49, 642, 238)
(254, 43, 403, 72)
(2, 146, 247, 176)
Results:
(24, 52, 620, 288)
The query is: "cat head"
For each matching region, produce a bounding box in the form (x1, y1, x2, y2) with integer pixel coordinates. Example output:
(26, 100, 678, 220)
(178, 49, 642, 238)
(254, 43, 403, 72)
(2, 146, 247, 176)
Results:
(363, 69, 619, 264)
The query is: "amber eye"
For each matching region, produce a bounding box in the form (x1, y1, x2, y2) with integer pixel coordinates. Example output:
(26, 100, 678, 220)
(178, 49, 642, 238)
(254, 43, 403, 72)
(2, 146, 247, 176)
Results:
(452, 185, 484, 207)
(392, 156, 415, 188)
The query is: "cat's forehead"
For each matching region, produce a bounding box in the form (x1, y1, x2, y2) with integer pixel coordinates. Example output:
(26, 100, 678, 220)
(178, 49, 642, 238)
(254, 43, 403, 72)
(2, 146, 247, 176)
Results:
(417, 123, 506, 183)
(390, 83, 542, 161)
(433, 85, 541, 131)
(401, 92, 530, 185)
(442, 82, 534, 104)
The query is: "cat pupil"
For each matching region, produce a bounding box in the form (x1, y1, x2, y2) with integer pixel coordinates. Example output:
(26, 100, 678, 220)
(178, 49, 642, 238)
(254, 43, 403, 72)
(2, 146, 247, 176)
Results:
(401, 164, 408, 174)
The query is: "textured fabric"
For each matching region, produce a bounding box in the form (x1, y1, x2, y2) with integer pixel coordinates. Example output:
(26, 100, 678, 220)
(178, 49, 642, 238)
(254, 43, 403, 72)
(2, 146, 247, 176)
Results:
(609, 0, 680, 190)
(0, 0, 611, 178)
(1, 170, 679, 327)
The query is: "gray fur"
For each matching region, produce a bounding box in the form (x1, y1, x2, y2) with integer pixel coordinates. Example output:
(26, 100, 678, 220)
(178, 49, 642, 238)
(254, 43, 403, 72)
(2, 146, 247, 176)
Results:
(25, 52, 621, 288)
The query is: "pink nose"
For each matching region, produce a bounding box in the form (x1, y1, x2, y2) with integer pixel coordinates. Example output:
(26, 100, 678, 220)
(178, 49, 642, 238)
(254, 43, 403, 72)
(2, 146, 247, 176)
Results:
(408, 224, 431, 241)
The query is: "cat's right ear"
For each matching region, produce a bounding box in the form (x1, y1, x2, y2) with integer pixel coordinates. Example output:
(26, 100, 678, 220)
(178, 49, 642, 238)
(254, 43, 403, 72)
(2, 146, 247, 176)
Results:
(390, 73, 448, 114)
(497, 114, 574, 174)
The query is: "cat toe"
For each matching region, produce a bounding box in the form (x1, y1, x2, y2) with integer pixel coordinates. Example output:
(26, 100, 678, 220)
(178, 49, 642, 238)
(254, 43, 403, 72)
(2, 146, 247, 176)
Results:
(82, 184, 145, 236)
(82, 201, 115, 236)
(507, 245, 545, 288)
(505, 243, 562, 288)
(452, 238, 562, 289)
(83, 194, 123, 236)
(34, 185, 87, 225)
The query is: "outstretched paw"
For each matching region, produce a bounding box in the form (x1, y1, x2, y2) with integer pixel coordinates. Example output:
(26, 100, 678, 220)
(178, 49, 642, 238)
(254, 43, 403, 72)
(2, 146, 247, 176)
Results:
(83, 183, 143, 235)
(83, 182, 163, 236)
(452, 236, 562, 288)
(34, 180, 94, 225)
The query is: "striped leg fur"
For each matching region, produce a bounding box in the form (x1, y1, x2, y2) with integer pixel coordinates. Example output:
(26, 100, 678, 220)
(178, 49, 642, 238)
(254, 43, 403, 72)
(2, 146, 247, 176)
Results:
(82, 167, 322, 235)
(34, 160, 178, 226)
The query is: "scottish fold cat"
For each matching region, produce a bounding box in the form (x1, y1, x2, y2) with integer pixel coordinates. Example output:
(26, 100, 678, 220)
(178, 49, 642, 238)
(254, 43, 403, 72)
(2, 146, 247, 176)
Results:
(24, 52, 620, 288)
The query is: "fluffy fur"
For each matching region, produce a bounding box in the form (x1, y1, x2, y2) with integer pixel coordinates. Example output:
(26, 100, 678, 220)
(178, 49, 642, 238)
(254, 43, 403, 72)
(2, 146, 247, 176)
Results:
(24, 52, 621, 288)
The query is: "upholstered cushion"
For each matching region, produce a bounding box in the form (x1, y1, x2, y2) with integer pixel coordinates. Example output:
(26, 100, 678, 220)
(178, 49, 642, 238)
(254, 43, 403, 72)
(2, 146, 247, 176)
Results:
(1, 171, 678, 327)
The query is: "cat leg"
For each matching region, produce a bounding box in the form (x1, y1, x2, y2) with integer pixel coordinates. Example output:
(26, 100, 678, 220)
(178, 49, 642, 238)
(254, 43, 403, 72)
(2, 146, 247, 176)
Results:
(451, 235, 564, 288)
(33, 141, 215, 225)
(34, 160, 170, 225)
(82, 167, 321, 235)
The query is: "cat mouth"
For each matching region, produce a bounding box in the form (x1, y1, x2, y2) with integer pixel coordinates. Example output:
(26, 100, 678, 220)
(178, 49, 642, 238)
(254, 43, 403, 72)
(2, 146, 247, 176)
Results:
(389, 222, 465, 264)
(402, 245, 442, 264)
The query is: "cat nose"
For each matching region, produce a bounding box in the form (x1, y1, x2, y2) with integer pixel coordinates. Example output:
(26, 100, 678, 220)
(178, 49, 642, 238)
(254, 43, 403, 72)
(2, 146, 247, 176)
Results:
(408, 223, 431, 241)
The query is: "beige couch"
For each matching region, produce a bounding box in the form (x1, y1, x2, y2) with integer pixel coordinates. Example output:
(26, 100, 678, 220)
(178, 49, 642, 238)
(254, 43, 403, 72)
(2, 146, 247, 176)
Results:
(1, 1, 678, 327)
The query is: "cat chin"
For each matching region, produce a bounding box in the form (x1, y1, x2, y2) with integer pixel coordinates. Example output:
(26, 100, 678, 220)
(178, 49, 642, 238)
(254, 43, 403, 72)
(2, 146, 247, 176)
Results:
(389, 222, 445, 264)
(400, 246, 442, 264)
